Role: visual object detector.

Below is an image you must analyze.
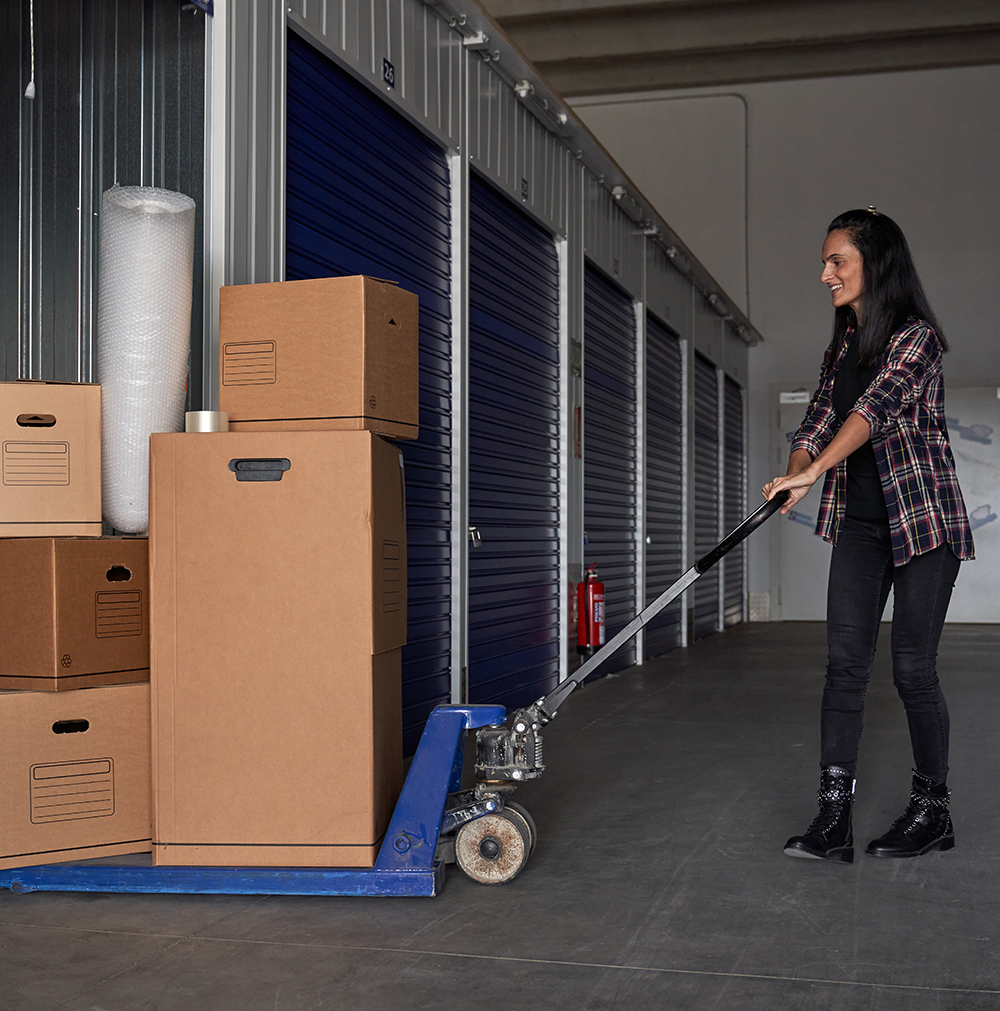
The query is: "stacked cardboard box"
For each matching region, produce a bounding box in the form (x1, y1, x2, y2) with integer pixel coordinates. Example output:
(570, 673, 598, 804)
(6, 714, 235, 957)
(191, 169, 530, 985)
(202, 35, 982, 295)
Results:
(0, 381, 152, 870)
(148, 275, 417, 868)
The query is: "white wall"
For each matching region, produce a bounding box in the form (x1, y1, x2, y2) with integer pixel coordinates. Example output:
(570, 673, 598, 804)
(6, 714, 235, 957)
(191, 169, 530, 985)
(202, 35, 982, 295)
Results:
(571, 64, 1000, 620)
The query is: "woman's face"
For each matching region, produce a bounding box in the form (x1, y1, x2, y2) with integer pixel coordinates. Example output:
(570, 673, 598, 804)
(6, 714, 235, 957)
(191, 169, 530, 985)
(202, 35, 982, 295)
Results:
(821, 229, 864, 319)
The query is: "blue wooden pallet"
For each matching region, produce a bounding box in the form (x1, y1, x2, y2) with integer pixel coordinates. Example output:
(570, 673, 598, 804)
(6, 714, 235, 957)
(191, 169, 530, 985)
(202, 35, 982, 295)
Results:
(0, 705, 506, 898)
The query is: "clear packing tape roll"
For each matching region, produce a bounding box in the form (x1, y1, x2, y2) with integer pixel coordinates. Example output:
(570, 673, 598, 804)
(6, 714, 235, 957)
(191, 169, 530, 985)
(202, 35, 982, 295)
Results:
(98, 185, 196, 533)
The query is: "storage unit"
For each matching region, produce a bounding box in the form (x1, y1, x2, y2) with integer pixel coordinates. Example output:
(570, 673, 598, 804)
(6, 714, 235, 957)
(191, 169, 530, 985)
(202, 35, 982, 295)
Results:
(149, 429, 406, 867)
(220, 275, 419, 441)
(467, 175, 561, 709)
(723, 376, 746, 627)
(644, 314, 684, 658)
(692, 353, 721, 640)
(0, 537, 149, 691)
(285, 30, 452, 751)
(583, 264, 639, 673)
(0, 682, 151, 870)
(0, 382, 102, 538)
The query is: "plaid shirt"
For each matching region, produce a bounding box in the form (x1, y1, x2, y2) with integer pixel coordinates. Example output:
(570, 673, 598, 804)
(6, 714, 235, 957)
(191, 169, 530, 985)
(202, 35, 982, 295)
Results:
(791, 319, 974, 566)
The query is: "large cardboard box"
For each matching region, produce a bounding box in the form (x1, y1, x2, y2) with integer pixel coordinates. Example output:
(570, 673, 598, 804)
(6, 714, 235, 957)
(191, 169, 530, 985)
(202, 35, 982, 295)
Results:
(0, 381, 102, 537)
(0, 538, 149, 691)
(219, 275, 419, 440)
(0, 683, 151, 870)
(149, 430, 406, 867)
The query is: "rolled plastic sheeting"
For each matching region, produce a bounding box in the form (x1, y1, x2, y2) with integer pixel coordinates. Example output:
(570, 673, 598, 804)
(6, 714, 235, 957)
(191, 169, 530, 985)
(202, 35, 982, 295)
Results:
(98, 185, 196, 533)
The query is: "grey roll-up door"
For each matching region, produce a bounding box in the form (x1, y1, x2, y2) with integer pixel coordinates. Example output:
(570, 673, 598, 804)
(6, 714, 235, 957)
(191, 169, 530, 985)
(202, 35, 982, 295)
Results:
(285, 30, 452, 752)
(583, 264, 638, 673)
(467, 174, 561, 709)
(693, 352, 720, 641)
(644, 312, 684, 658)
(723, 376, 745, 627)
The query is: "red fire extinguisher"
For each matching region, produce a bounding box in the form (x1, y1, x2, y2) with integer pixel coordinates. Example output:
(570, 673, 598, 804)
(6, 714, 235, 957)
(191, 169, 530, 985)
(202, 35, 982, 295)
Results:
(577, 564, 605, 656)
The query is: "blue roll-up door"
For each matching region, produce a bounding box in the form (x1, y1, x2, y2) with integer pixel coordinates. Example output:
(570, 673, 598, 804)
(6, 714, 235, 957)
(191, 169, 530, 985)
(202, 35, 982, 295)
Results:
(644, 313, 684, 658)
(467, 175, 561, 709)
(285, 31, 452, 750)
(723, 376, 745, 627)
(693, 352, 720, 641)
(583, 264, 638, 673)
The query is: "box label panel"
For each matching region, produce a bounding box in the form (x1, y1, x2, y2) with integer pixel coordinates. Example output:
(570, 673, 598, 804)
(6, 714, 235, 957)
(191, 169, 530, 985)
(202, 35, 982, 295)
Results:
(3, 441, 70, 486)
(95, 591, 143, 637)
(223, 342, 277, 386)
(30, 759, 115, 823)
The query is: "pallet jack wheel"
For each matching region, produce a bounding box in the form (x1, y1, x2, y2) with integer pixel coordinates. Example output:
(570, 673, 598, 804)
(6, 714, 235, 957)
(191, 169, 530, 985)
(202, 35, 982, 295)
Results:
(503, 801, 537, 855)
(454, 812, 530, 885)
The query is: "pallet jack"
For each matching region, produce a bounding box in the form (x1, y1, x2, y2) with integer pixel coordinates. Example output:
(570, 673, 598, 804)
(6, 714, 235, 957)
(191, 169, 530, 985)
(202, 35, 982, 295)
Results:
(0, 491, 788, 898)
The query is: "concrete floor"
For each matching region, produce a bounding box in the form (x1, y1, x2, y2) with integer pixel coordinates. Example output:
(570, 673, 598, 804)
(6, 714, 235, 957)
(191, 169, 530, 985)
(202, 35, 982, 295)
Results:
(3, 622, 999, 1010)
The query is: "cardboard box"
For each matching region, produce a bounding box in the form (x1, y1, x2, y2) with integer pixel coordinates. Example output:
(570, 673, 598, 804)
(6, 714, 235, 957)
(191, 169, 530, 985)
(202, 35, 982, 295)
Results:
(219, 275, 419, 440)
(0, 537, 149, 691)
(0, 683, 151, 870)
(0, 381, 102, 537)
(149, 430, 406, 867)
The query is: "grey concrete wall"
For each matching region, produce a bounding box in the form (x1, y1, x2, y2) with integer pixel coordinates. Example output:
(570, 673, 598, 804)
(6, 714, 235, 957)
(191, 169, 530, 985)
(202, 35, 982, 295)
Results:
(571, 63, 1000, 620)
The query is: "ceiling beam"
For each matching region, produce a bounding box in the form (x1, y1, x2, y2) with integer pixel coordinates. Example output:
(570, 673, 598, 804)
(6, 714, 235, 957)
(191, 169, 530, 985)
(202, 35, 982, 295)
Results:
(480, 0, 1000, 93)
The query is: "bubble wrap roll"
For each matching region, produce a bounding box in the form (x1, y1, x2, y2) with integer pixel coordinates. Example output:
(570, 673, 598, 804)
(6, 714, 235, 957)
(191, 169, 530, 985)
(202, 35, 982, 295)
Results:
(98, 186, 196, 533)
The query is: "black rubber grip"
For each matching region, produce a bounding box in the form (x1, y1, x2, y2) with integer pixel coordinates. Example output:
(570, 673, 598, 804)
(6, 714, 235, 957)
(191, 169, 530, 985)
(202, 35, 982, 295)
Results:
(694, 490, 790, 574)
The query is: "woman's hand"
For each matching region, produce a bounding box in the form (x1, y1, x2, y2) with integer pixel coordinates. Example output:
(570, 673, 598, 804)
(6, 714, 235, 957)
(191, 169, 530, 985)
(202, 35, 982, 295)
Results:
(763, 467, 819, 514)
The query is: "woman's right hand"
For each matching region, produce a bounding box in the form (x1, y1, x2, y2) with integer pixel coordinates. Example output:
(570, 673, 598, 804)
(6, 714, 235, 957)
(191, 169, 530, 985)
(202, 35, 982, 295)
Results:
(762, 470, 816, 514)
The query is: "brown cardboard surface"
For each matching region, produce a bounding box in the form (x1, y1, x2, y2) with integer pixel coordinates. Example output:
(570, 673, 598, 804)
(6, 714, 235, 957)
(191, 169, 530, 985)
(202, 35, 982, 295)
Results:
(0, 683, 151, 870)
(0, 538, 149, 691)
(219, 276, 419, 440)
(0, 381, 102, 537)
(149, 430, 406, 867)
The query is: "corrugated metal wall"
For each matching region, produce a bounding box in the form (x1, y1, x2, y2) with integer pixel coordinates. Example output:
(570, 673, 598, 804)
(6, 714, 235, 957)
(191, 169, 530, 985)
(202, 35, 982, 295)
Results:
(2, 0, 205, 395)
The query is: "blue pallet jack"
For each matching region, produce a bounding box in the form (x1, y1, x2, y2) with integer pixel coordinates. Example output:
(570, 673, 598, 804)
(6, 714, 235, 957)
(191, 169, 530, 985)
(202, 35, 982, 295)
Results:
(0, 493, 787, 898)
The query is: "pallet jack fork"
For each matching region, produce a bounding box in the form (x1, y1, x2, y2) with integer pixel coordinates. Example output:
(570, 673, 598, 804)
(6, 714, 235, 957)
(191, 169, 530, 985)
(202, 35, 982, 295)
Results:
(0, 492, 787, 897)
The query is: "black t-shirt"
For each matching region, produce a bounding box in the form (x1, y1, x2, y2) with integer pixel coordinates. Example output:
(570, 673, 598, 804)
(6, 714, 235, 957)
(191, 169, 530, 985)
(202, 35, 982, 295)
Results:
(832, 336, 889, 522)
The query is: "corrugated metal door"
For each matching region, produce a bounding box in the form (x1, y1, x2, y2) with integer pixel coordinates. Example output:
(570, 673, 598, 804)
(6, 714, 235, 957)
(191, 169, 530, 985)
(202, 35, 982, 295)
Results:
(285, 31, 452, 750)
(693, 352, 720, 640)
(583, 264, 638, 673)
(467, 175, 561, 709)
(644, 313, 684, 658)
(723, 376, 745, 626)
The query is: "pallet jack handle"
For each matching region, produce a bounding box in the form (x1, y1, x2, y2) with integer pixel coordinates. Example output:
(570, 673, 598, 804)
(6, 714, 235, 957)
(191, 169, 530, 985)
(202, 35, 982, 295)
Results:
(511, 489, 790, 733)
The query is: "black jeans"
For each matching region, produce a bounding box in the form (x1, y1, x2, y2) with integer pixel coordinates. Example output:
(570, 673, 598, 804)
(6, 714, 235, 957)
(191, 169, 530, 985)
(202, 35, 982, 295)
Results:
(821, 516, 961, 783)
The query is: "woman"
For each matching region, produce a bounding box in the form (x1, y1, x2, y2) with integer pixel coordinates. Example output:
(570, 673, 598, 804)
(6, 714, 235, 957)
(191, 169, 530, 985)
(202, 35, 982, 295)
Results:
(764, 207, 973, 863)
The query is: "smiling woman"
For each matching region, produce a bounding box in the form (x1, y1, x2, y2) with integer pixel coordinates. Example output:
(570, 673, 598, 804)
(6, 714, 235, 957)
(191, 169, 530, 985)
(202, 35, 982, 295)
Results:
(763, 207, 974, 864)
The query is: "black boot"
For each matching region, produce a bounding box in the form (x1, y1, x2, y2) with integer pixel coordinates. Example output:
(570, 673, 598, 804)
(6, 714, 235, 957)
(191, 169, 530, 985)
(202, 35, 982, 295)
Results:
(784, 766, 855, 862)
(865, 770, 954, 858)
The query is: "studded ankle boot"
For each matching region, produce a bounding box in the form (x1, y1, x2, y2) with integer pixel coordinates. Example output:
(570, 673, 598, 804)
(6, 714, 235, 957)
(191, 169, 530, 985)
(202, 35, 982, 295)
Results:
(865, 770, 954, 858)
(784, 766, 855, 862)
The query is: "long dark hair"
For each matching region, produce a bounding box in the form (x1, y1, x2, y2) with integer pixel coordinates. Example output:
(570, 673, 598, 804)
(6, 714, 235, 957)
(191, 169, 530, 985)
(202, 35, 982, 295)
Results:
(827, 208, 946, 368)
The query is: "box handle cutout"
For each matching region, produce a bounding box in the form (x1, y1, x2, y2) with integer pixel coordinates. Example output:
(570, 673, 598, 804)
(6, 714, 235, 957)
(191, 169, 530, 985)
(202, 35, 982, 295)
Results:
(106, 565, 132, 582)
(228, 458, 291, 482)
(52, 720, 90, 735)
(16, 413, 56, 427)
